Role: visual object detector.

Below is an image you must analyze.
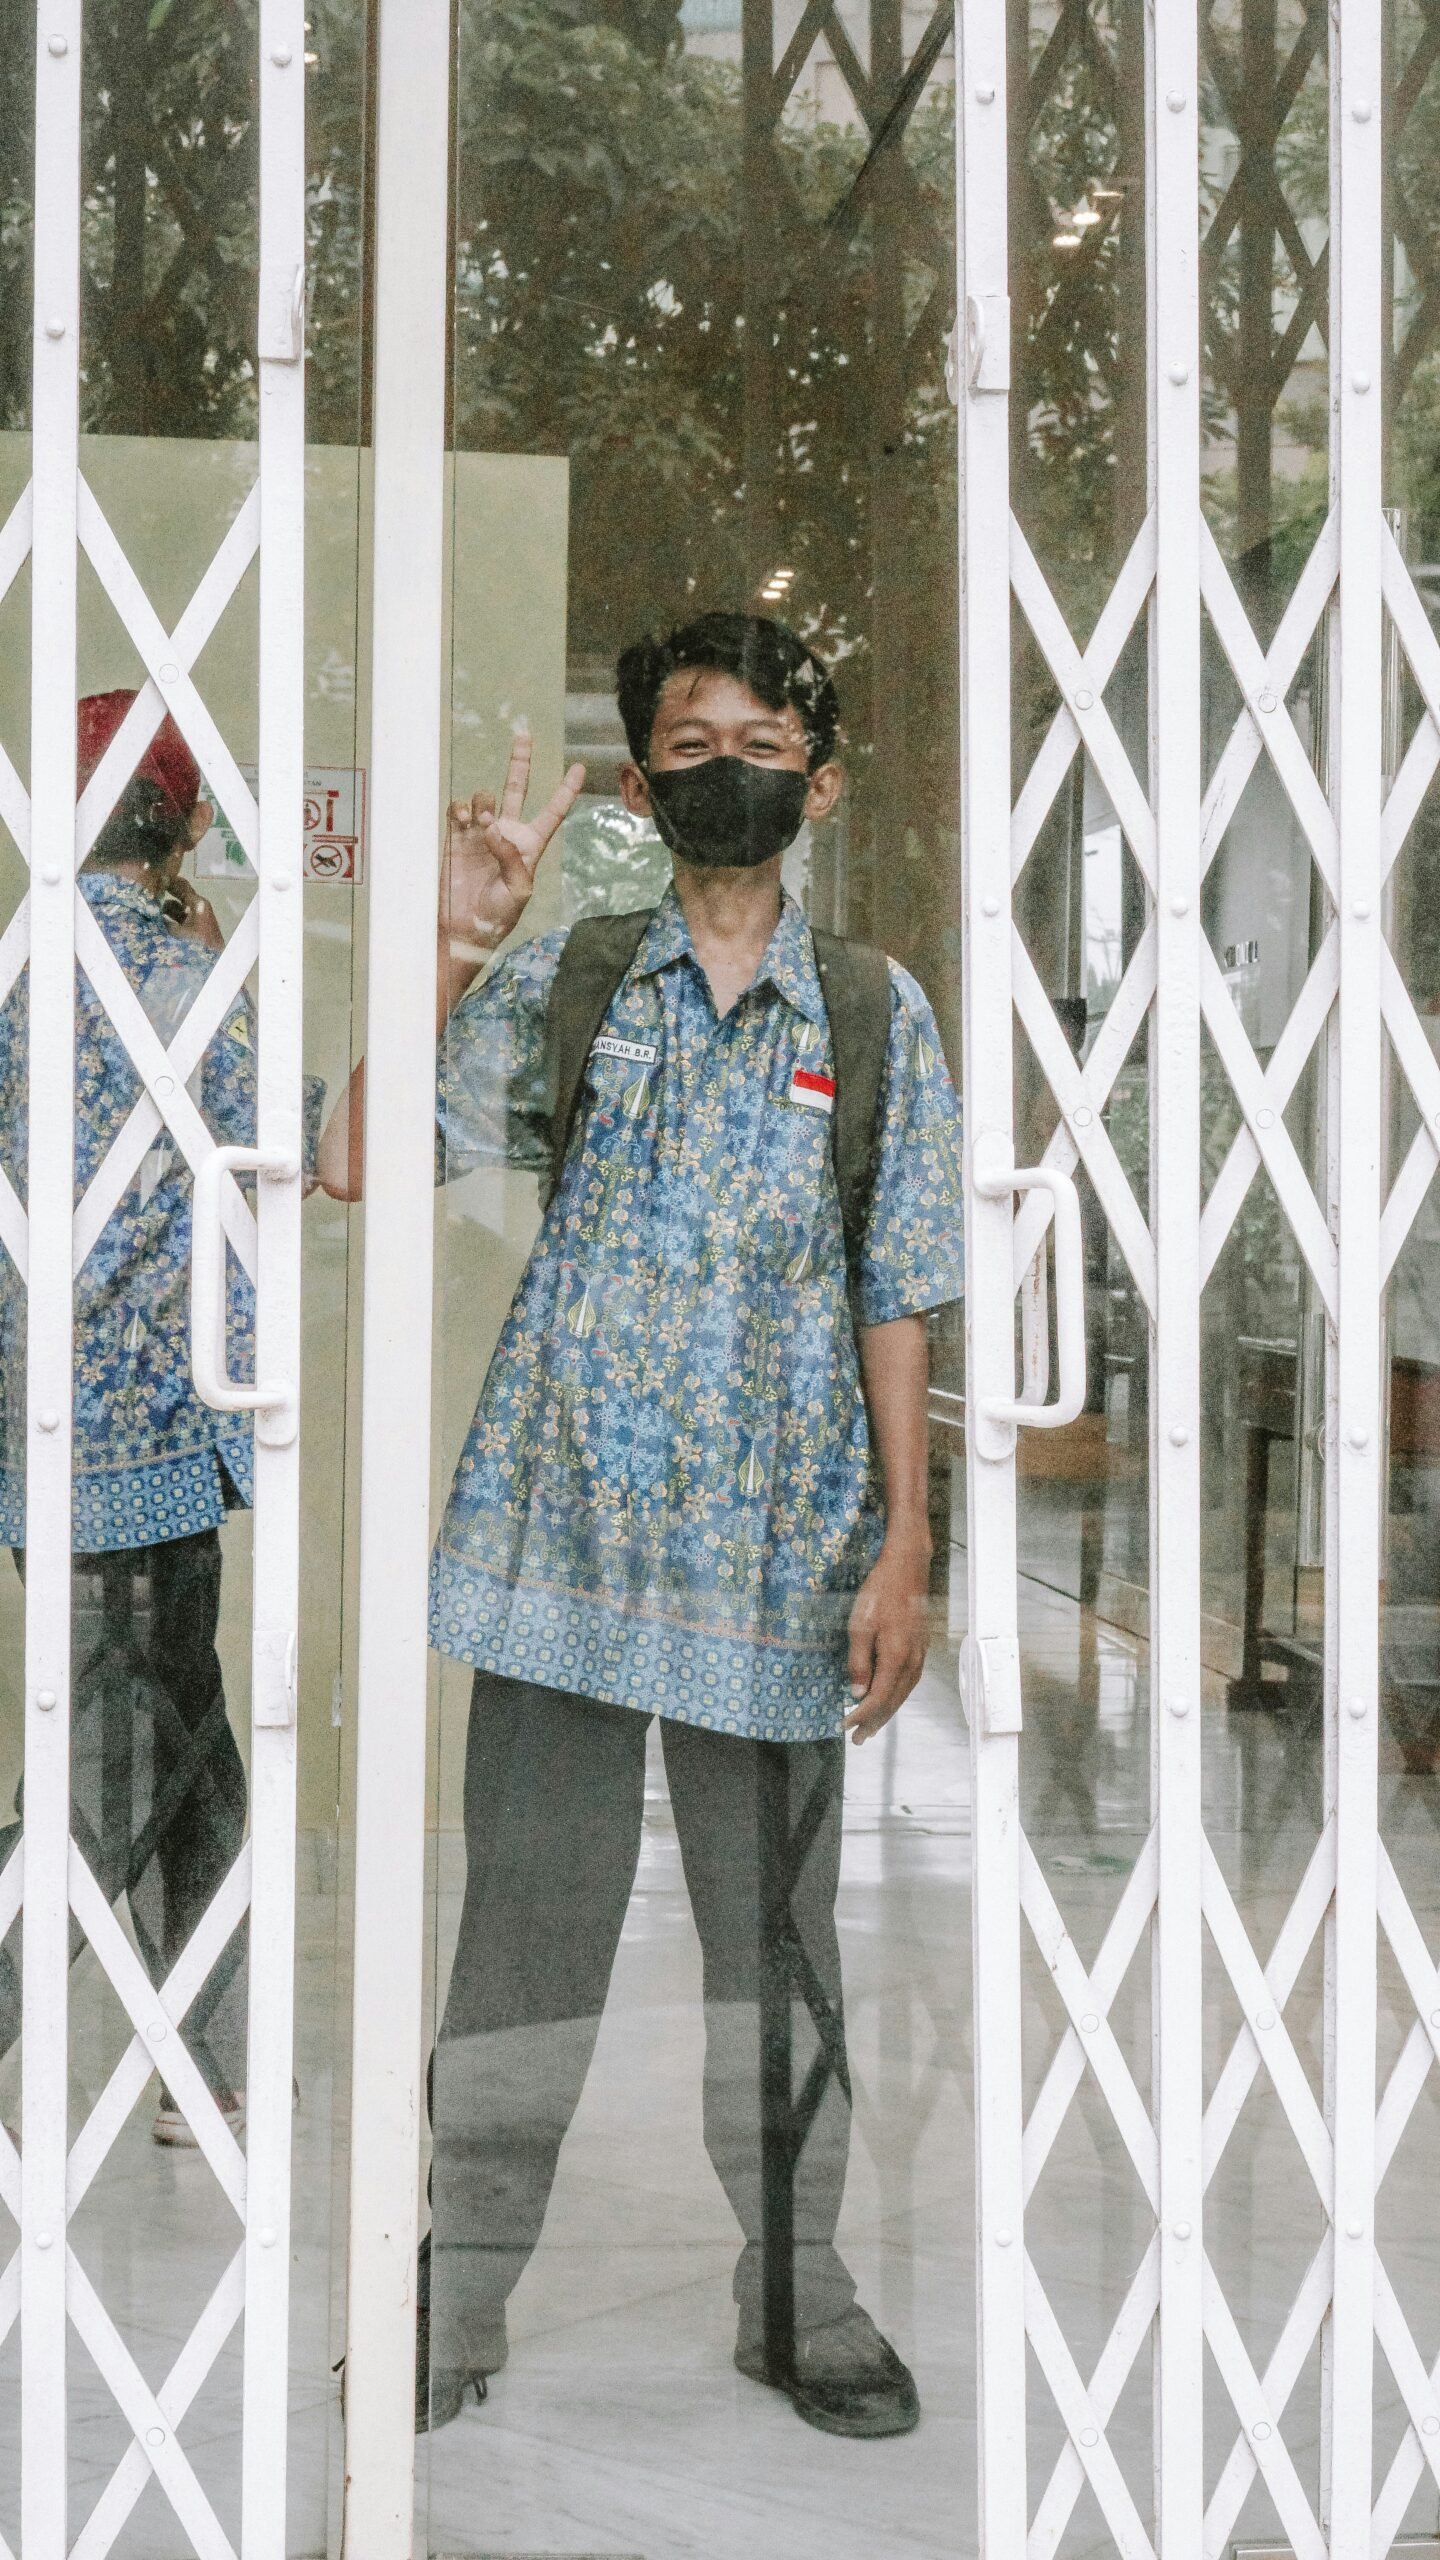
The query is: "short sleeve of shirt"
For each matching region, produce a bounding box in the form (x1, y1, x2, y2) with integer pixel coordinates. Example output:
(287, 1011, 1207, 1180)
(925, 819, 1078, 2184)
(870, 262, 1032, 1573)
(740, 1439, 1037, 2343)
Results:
(855, 963, 965, 1327)
(200, 996, 260, 1150)
(435, 930, 566, 1182)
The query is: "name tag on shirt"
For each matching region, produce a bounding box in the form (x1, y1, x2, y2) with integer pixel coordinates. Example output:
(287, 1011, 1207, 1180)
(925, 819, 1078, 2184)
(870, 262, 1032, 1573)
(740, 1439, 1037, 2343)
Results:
(593, 1035, 658, 1066)
(789, 1066, 835, 1114)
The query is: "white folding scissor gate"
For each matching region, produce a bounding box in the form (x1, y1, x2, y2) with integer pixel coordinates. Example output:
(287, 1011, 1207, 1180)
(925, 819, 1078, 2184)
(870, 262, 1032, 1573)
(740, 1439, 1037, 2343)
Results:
(9, 4, 307, 2554)
(958, 3, 1440, 2556)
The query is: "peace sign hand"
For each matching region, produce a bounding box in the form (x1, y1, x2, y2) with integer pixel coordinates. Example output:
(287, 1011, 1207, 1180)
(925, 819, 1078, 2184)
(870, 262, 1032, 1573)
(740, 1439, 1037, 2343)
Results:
(439, 731, 586, 965)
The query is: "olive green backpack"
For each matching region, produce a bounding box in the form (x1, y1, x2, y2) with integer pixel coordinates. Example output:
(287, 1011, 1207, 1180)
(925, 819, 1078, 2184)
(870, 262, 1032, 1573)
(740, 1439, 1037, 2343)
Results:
(541, 907, 892, 1288)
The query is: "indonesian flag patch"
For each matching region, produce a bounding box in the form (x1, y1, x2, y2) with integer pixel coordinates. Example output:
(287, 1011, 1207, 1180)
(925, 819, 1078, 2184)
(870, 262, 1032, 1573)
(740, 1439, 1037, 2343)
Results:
(789, 1065, 836, 1114)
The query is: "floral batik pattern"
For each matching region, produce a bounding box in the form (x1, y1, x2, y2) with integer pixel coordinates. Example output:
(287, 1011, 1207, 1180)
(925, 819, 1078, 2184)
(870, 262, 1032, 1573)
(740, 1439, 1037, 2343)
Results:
(0, 875, 262, 1552)
(431, 888, 965, 1744)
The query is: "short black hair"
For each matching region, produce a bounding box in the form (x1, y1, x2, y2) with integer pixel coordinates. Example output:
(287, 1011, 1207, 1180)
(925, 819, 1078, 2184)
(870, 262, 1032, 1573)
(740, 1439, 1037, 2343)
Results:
(87, 775, 190, 873)
(616, 612, 841, 772)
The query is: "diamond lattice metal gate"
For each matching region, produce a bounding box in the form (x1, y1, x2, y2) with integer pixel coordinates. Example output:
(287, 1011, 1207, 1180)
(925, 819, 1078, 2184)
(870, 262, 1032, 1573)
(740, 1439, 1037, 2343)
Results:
(957, 2, 1440, 2554)
(10, 5, 307, 2555)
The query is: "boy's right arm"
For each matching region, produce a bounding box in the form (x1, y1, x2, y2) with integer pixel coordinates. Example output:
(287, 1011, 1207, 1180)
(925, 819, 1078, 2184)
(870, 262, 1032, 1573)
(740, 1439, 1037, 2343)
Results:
(316, 735, 583, 1200)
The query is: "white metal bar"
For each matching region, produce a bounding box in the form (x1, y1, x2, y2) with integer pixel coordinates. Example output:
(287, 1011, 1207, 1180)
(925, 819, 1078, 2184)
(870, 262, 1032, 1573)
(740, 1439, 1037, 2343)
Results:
(69, 2249, 247, 2560)
(1024, 2258, 1159, 2560)
(67, 1847, 247, 2218)
(1146, 7, 1204, 2551)
(67, 1843, 254, 2215)
(72, 900, 260, 1276)
(955, 11, 1026, 2557)
(65, 2252, 237, 2560)
(22, 6, 81, 2552)
(1327, 7, 1384, 2549)
(340, 1, 453, 2550)
(76, 481, 260, 868)
(242, 9, 307, 2555)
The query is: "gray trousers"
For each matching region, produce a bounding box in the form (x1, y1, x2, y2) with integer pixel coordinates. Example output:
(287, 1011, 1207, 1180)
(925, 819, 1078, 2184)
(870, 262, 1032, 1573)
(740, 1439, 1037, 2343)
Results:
(427, 1671, 856, 2373)
(0, 1533, 248, 2097)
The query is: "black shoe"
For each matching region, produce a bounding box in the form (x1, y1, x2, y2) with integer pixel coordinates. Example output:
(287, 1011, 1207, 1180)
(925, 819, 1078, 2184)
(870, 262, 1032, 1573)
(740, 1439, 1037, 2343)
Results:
(336, 2296, 506, 2438)
(415, 2295, 508, 2437)
(735, 2306, 920, 2439)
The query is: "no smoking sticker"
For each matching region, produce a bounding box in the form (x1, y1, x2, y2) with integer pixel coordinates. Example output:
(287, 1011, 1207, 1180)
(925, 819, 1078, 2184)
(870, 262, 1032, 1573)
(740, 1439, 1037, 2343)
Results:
(195, 767, 368, 884)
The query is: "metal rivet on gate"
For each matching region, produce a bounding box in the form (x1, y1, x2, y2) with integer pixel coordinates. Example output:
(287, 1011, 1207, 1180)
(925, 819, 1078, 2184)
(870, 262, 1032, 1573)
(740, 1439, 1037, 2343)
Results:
(35, 1692, 55, 1712)
(37, 1410, 57, 1433)
(1167, 1697, 1189, 1717)
(1166, 89, 1186, 110)
(1255, 2008, 1275, 2030)
(1081, 2011, 1100, 2034)
(35, 2231, 52, 2249)
(1169, 1423, 1189, 1446)
(42, 865, 63, 888)
(1346, 2220, 1365, 2239)
(1425, 2417, 1440, 2436)
(272, 874, 294, 892)
(1348, 1424, 1369, 1449)
(1352, 373, 1371, 395)
(147, 2020, 167, 2042)
(44, 319, 65, 341)
(982, 896, 1000, 917)
(1351, 99, 1372, 122)
(1256, 1107, 1274, 1130)
(1072, 1105, 1093, 1128)
(271, 43, 293, 63)
(1252, 2421, 1272, 2441)
(1168, 364, 1189, 387)
(158, 662, 179, 686)
(995, 2227, 1013, 2247)
(1348, 1697, 1367, 1720)
(975, 81, 995, 103)
(1353, 899, 1371, 919)
(1257, 688, 1277, 713)
(47, 33, 67, 54)
(154, 1073, 174, 1098)
(1079, 2426, 1099, 2448)
(259, 2226, 277, 2248)
(146, 2425, 165, 2447)
(1171, 896, 1188, 916)
(1073, 688, 1094, 712)
(1173, 2221, 1192, 2240)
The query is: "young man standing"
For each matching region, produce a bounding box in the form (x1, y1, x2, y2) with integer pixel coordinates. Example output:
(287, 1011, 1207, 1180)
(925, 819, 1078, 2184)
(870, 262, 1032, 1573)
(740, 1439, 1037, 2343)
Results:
(321, 612, 965, 2440)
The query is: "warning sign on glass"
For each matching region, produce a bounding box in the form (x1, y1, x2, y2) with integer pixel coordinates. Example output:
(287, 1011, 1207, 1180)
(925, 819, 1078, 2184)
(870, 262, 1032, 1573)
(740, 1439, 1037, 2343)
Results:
(195, 767, 367, 884)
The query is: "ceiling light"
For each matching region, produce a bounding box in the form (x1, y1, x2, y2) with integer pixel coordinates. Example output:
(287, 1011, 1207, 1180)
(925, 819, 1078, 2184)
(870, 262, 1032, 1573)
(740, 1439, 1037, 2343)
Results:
(1053, 231, 1081, 249)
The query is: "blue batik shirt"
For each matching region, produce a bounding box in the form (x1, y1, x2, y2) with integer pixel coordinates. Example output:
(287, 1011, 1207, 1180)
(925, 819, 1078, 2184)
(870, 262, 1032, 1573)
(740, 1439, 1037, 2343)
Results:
(430, 887, 966, 1742)
(0, 874, 262, 1553)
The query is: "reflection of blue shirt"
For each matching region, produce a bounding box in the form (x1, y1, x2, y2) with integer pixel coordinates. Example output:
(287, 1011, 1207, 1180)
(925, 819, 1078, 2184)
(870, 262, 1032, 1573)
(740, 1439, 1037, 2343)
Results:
(0, 874, 259, 1553)
(430, 888, 965, 1742)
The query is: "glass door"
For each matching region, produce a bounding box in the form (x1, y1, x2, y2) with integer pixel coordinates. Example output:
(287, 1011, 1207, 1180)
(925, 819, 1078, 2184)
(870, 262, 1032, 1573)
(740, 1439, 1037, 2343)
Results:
(960, 2, 1440, 2554)
(0, 6, 370, 2551)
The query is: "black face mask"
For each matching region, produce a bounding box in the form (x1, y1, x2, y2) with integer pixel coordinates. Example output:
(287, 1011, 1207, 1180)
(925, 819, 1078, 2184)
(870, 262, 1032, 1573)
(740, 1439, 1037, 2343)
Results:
(645, 757, 809, 869)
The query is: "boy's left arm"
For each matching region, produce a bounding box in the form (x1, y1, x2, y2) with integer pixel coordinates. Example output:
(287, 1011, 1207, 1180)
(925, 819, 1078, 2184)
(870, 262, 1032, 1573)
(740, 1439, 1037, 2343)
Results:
(847, 1314, 932, 1742)
(844, 962, 966, 1742)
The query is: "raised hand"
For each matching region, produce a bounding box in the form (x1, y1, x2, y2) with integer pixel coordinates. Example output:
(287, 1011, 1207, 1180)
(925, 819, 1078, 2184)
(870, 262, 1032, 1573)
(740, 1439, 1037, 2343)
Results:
(439, 731, 586, 964)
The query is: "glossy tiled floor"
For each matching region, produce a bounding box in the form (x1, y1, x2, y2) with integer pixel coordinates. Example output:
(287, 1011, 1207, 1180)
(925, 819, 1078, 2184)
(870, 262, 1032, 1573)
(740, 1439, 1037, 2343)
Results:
(4, 1550, 1440, 2559)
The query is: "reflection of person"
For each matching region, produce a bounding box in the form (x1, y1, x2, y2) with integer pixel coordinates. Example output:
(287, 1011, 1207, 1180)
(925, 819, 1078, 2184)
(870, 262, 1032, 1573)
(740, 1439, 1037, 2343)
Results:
(321, 613, 965, 2440)
(0, 694, 269, 2142)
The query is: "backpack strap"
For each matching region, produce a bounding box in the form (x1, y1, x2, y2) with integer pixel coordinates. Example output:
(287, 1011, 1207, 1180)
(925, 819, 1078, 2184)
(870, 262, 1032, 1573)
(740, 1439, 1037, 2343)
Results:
(811, 928, 893, 1297)
(541, 910, 894, 1299)
(542, 908, 654, 1206)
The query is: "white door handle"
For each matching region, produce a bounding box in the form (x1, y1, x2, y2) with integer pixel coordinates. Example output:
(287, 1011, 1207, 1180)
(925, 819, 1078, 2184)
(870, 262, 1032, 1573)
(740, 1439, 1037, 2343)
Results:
(973, 1135, 1086, 1445)
(191, 1144, 298, 1444)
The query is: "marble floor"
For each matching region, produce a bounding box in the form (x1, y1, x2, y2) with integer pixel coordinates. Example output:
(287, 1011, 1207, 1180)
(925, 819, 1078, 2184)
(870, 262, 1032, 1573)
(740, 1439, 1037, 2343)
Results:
(2, 1551, 1440, 2560)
